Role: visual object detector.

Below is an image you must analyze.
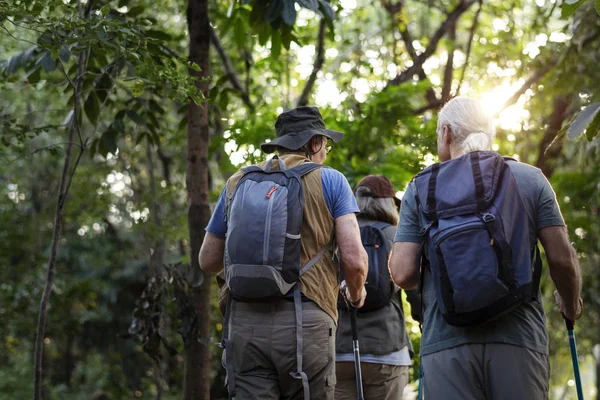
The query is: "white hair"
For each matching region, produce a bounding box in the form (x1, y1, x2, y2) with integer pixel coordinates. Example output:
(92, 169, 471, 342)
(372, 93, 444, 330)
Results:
(437, 96, 496, 153)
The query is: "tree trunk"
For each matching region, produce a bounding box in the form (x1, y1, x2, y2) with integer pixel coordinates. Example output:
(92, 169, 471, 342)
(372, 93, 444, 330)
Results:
(535, 95, 570, 179)
(185, 0, 211, 399)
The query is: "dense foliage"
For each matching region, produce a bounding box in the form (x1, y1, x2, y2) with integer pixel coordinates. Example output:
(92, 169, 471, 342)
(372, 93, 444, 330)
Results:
(1, 0, 599, 399)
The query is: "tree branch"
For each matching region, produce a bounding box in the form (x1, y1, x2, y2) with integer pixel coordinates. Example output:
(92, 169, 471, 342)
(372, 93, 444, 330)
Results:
(412, 100, 445, 115)
(33, 41, 88, 400)
(535, 95, 570, 178)
(441, 20, 457, 101)
(456, 0, 482, 95)
(297, 19, 327, 107)
(388, 0, 477, 87)
(209, 25, 254, 111)
(497, 31, 599, 116)
(381, 0, 439, 104)
(495, 61, 557, 116)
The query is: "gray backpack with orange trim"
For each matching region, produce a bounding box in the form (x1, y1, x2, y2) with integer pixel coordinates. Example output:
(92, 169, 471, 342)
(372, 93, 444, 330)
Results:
(221, 156, 329, 400)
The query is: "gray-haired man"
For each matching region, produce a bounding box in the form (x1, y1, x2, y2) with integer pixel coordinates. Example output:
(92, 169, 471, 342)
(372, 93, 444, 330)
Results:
(390, 96, 582, 399)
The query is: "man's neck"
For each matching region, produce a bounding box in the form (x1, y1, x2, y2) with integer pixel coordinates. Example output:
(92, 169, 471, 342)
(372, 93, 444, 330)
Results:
(450, 147, 465, 160)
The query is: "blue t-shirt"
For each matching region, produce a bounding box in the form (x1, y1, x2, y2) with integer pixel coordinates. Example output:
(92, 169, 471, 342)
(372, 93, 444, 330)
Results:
(394, 159, 565, 357)
(206, 167, 359, 239)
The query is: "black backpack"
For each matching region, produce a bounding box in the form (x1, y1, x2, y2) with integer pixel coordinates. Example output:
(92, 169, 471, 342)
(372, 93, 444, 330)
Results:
(340, 221, 394, 312)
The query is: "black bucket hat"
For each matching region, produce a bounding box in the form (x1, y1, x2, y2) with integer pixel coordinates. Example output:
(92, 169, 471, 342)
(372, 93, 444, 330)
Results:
(260, 106, 344, 153)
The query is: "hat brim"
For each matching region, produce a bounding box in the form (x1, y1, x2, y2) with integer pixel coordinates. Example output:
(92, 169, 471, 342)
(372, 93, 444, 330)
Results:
(260, 129, 344, 154)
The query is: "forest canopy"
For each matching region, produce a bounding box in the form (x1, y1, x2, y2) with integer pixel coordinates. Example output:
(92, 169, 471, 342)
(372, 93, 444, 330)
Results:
(0, 0, 599, 399)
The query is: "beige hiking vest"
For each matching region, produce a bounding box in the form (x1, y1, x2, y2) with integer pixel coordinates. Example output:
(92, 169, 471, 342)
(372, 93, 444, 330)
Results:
(221, 153, 340, 322)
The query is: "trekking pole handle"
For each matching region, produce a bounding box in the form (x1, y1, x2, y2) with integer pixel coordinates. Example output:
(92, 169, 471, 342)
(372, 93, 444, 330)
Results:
(564, 317, 574, 331)
(350, 307, 359, 341)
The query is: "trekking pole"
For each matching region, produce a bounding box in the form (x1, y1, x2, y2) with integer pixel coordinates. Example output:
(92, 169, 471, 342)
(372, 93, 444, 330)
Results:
(349, 307, 364, 400)
(564, 317, 584, 400)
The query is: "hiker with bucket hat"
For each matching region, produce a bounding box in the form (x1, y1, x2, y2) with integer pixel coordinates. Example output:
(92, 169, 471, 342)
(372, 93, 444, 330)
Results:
(200, 106, 368, 399)
(336, 175, 416, 400)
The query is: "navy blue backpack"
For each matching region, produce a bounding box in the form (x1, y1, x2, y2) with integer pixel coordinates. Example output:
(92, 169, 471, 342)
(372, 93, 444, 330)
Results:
(414, 151, 542, 327)
(338, 222, 394, 312)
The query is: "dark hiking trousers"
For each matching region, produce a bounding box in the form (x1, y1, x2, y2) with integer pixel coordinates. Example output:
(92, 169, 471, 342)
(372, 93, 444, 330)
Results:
(225, 298, 336, 400)
(421, 343, 549, 400)
(335, 362, 409, 400)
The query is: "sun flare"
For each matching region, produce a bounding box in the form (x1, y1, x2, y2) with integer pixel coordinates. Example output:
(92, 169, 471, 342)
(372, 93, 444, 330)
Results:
(478, 81, 531, 133)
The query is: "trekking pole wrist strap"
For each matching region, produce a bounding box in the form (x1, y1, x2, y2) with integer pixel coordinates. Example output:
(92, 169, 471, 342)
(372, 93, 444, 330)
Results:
(349, 298, 362, 307)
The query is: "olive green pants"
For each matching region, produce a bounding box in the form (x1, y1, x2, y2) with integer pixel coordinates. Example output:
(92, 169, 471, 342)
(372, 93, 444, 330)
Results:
(335, 362, 409, 400)
(225, 299, 336, 400)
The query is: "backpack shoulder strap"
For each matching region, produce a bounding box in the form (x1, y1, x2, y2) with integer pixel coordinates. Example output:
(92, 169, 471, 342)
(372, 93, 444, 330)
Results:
(368, 221, 393, 252)
(371, 221, 391, 231)
(241, 165, 264, 174)
(299, 240, 331, 277)
(265, 155, 286, 172)
(290, 162, 324, 177)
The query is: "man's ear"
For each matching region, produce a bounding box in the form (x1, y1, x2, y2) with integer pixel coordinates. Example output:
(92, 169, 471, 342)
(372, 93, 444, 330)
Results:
(443, 125, 452, 145)
(310, 136, 319, 153)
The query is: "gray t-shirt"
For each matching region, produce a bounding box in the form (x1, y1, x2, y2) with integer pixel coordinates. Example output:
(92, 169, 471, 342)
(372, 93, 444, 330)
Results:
(394, 159, 565, 356)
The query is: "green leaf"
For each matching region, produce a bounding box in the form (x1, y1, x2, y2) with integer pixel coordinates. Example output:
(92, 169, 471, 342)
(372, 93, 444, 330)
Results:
(84, 92, 101, 124)
(127, 6, 144, 17)
(585, 108, 600, 141)
(282, 0, 297, 26)
(132, 80, 145, 97)
(189, 62, 201, 72)
(89, 138, 98, 159)
(178, 116, 188, 131)
(219, 90, 229, 110)
(135, 132, 147, 146)
(100, 4, 110, 15)
(113, 119, 126, 133)
(234, 18, 246, 47)
(58, 47, 70, 63)
(96, 73, 113, 103)
(99, 129, 118, 157)
(271, 30, 282, 58)
(27, 67, 41, 84)
(297, 0, 319, 12)
(265, 0, 284, 23)
(127, 110, 145, 126)
(561, 0, 588, 18)
(147, 30, 174, 41)
(568, 103, 600, 138)
(40, 51, 56, 73)
(597, 0, 600, 15)
(281, 25, 293, 49)
(6, 52, 23, 75)
(318, 0, 335, 21)
(258, 26, 270, 46)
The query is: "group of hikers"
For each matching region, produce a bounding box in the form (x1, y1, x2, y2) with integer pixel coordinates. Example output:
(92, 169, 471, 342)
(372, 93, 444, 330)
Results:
(198, 96, 583, 400)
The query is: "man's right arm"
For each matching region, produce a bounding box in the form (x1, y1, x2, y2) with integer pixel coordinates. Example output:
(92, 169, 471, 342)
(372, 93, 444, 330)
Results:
(539, 226, 582, 322)
(336, 213, 368, 307)
(534, 171, 583, 322)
